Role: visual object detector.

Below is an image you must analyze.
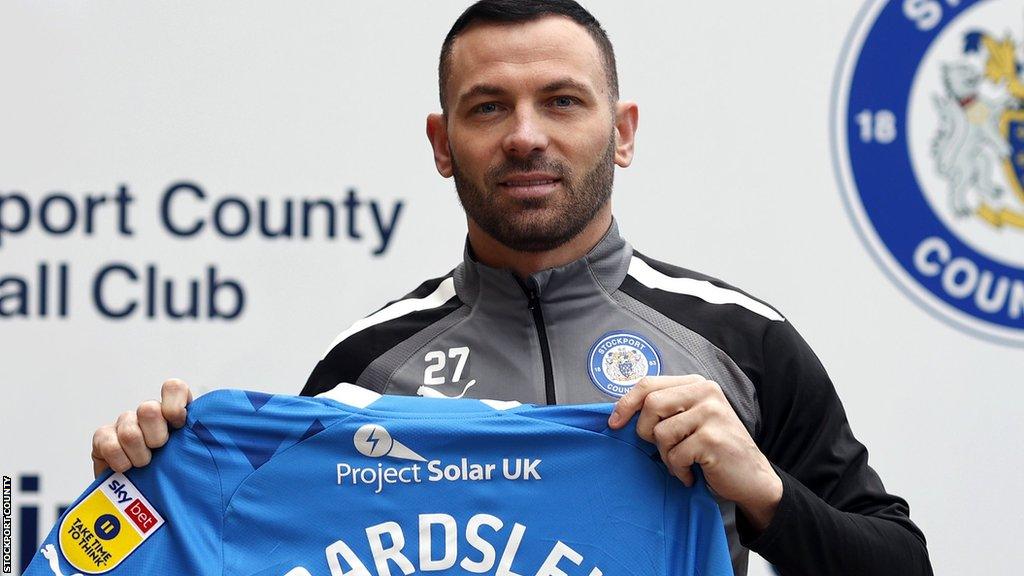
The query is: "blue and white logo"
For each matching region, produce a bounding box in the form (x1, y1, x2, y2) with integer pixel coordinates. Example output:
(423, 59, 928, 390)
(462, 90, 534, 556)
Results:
(353, 424, 425, 461)
(588, 331, 662, 397)
(834, 0, 1024, 345)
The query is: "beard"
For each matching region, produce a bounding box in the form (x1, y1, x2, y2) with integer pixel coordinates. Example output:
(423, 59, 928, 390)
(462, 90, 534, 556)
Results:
(451, 133, 616, 253)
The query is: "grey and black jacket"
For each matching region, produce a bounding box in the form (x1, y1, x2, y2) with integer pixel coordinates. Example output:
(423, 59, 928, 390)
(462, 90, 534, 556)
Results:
(302, 222, 932, 576)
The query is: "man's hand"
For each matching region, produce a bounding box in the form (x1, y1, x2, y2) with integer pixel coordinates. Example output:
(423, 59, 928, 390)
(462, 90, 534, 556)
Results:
(608, 375, 783, 532)
(90, 378, 192, 478)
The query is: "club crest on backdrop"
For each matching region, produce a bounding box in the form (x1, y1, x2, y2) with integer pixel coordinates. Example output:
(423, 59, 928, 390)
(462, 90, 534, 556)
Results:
(834, 0, 1024, 345)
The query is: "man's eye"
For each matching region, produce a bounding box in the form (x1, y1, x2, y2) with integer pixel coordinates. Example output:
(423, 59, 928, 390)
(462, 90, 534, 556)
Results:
(553, 96, 577, 108)
(475, 103, 499, 114)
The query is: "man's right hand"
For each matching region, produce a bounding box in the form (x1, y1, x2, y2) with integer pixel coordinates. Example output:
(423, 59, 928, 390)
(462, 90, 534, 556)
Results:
(90, 378, 192, 478)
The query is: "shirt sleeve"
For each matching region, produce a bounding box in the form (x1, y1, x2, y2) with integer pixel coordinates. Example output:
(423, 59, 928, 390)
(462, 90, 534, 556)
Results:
(22, 425, 224, 576)
(738, 319, 933, 575)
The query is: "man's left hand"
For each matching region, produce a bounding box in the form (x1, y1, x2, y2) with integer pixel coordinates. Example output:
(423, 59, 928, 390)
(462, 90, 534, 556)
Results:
(608, 375, 783, 532)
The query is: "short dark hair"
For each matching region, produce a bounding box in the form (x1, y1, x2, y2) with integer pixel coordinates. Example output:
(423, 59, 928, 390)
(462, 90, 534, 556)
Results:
(438, 0, 619, 113)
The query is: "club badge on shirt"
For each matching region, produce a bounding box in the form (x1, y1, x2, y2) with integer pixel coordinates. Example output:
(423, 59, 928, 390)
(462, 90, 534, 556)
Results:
(588, 331, 662, 398)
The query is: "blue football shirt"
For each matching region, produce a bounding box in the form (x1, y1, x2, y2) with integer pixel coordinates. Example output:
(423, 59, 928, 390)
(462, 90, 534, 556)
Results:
(25, 386, 733, 575)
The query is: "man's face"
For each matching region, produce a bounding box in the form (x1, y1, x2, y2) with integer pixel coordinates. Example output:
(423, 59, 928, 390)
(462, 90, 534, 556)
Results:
(436, 16, 624, 252)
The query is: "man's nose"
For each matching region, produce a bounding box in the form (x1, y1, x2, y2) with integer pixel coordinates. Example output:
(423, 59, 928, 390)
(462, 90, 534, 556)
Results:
(502, 108, 549, 157)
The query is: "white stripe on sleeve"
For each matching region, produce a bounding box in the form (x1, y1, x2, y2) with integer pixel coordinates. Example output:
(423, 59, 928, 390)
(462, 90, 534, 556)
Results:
(321, 277, 458, 357)
(627, 257, 785, 322)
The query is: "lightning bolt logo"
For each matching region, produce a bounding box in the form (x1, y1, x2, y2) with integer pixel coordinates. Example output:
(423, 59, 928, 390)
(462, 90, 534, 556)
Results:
(353, 424, 425, 461)
(366, 428, 381, 455)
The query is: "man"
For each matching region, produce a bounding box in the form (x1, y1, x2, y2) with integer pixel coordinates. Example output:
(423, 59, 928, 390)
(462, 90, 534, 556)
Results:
(90, 1, 933, 574)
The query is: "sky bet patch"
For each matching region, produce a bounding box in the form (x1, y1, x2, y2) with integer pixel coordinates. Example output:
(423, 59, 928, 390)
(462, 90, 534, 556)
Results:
(58, 472, 164, 573)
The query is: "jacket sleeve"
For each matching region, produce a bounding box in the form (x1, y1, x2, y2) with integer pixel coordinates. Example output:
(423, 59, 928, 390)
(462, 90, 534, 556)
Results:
(736, 319, 933, 575)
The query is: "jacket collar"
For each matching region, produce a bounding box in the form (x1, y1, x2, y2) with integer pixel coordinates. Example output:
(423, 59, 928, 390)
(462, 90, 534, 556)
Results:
(453, 219, 633, 308)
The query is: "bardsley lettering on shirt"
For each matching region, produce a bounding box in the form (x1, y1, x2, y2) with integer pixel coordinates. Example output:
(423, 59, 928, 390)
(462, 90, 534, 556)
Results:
(285, 512, 603, 576)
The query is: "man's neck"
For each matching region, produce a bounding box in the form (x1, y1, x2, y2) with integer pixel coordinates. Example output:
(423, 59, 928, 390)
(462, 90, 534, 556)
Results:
(467, 207, 613, 279)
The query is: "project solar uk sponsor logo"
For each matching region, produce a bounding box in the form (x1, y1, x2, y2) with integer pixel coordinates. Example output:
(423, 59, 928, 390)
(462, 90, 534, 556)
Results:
(336, 424, 542, 494)
(834, 0, 1024, 344)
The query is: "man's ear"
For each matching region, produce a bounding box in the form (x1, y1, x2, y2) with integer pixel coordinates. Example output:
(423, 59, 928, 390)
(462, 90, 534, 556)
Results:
(613, 102, 639, 168)
(426, 113, 453, 178)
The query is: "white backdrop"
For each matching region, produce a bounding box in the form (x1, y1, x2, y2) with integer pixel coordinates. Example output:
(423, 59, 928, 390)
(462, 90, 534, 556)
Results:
(2, 1, 1022, 574)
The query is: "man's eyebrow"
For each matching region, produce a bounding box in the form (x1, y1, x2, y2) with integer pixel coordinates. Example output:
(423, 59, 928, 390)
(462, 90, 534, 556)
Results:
(457, 84, 510, 105)
(538, 78, 595, 96)
(456, 78, 597, 107)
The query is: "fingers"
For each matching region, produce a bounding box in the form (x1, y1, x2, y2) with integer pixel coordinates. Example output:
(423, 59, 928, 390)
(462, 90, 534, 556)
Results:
(90, 379, 191, 479)
(92, 425, 114, 478)
(137, 400, 170, 449)
(92, 454, 107, 479)
(93, 406, 161, 477)
(160, 378, 192, 428)
(608, 375, 706, 429)
(651, 409, 702, 462)
(635, 386, 702, 441)
(665, 435, 700, 487)
(92, 423, 131, 477)
(115, 411, 152, 468)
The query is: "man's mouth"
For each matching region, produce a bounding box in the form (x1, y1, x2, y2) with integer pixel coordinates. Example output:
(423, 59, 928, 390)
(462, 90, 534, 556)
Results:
(498, 173, 562, 198)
